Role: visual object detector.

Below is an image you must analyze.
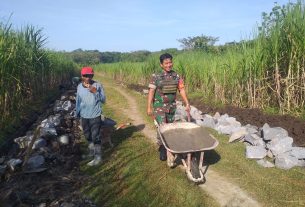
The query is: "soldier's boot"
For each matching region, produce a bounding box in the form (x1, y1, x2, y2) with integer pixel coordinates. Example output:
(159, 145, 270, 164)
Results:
(82, 142, 94, 159)
(159, 145, 167, 161)
(87, 144, 102, 166)
(157, 131, 167, 161)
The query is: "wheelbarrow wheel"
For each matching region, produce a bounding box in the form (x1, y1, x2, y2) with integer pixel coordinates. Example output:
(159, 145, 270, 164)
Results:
(190, 156, 201, 179)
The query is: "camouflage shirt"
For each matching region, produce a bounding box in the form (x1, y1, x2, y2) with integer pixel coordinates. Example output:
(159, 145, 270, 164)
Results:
(148, 70, 184, 112)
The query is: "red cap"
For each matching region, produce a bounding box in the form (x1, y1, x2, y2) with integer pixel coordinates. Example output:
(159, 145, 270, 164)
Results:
(81, 67, 94, 75)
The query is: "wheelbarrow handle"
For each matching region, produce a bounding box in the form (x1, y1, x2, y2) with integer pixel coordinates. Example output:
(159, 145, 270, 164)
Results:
(153, 119, 159, 128)
(187, 111, 191, 122)
(149, 115, 159, 128)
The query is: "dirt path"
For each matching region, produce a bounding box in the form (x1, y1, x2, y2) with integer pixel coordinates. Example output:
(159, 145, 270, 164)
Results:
(104, 81, 261, 207)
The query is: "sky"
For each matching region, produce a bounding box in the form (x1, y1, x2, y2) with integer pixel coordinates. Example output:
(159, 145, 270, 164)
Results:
(0, 0, 296, 52)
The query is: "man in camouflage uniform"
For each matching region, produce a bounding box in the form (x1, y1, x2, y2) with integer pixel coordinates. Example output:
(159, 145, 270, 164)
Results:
(147, 53, 190, 166)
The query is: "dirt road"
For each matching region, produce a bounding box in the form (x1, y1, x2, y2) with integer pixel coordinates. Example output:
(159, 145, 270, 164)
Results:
(103, 80, 261, 207)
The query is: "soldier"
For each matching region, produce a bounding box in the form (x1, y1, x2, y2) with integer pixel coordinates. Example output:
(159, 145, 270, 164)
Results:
(147, 53, 190, 167)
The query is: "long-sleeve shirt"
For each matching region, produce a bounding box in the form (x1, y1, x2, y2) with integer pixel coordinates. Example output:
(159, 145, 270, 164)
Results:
(76, 81, 106, 119)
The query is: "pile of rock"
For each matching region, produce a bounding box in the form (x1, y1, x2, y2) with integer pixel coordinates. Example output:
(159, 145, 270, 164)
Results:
(0, 89, 97, 206)
(175, 101, 305, 170)
(0, 94, 76, 175)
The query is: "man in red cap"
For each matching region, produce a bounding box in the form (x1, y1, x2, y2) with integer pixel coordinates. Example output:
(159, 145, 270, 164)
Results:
(76, 66, 106, 166)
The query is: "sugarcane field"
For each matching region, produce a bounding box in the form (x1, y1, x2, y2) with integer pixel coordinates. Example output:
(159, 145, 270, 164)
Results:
(1, 1, 305, 207)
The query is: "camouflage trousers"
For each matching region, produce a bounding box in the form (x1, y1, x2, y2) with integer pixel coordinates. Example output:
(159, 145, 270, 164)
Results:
(154, 107, 176, 125)
(154, 107, 175, 146)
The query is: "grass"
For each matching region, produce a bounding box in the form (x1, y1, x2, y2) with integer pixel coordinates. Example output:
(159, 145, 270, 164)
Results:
(94, 74, 305, 207)
(81, 75, 218, 207)
(94, 1, 305, 117)
(0, 88, 61, 146)
(0, 22, 77, 140)
(208, 130, 305, 207)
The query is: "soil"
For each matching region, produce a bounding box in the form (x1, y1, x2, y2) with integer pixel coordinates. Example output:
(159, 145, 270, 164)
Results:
(1, 79, 302, 207)
(120, 82, 261, 207)
(191, 99, 305, 147)
(0, 89, 96, 207)
(128, 83, 305, 147)
(128, 83, 148, 94)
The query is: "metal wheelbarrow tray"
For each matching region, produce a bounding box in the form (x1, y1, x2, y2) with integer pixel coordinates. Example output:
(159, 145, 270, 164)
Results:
(157, 122, 219, 183)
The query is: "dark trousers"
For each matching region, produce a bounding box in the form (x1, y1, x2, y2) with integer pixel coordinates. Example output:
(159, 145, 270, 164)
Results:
(81, 116, 102, 144)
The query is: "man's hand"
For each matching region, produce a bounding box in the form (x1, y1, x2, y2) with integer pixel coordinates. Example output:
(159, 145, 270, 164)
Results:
(185, 103, 191, 112)
(84, 82, 97, 93)
(89, 85, 97, 93)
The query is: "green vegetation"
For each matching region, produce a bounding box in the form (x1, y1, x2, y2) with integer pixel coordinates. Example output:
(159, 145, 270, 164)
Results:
(208, 130, 305, 207)
(95, 75, 305, 207)
(82, 77, 218, 207)
(0, 22, 77, 143)
(1, 1, 304, 206)
(178, 35, 219, 53)
(64, 48, 182, 65)
(95, 1, 305, 117)
(65, 49, 153, 64)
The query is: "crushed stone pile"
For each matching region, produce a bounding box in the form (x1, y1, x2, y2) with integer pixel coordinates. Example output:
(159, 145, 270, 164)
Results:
(0, 89, 97, 207)
(175, 101, 305, 170)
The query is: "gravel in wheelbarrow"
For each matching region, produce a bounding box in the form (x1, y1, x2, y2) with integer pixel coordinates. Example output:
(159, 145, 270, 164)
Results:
(159, 122, 218, 153)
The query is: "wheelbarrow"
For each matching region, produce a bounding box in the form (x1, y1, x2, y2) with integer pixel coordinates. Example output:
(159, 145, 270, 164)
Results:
(154, 120, 219, 183)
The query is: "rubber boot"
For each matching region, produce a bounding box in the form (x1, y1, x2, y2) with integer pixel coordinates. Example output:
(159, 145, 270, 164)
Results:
(159, 145, 167, 161)
(88, 142, 95, 156)
(87, 144, 102, 166)
(82, 142, 94, 159)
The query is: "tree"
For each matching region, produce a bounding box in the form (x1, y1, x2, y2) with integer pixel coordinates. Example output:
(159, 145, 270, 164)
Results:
(100, 52, 121, 63)
(67, 49, 102, 65)
(120, 50, 151, 62)
(160, 48, 180, 56)
(177, 35, 219, 52)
